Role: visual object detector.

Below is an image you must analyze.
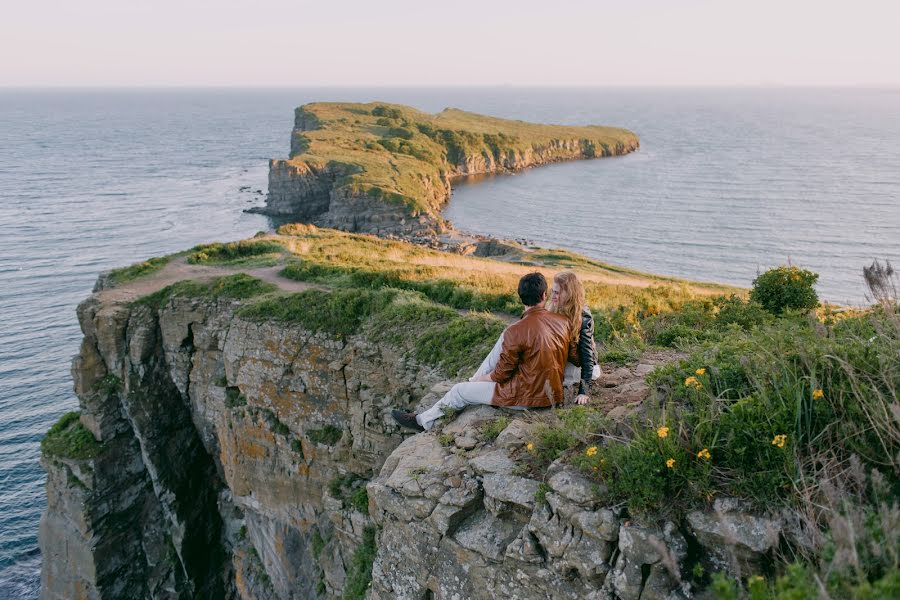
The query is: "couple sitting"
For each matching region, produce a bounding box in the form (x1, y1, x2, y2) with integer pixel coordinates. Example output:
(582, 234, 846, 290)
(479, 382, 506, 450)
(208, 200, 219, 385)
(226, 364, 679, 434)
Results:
(392, 271, 600, 432)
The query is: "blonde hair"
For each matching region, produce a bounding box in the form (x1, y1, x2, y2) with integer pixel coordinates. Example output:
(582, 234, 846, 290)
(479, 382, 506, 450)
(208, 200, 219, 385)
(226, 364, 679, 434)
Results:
(548, 271, 585, 341)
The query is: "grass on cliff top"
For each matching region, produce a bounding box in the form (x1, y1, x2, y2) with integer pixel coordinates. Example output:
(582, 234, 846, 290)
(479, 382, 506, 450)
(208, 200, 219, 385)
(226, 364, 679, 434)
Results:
(275, 225, 737, 316)
(135, 273, 278, 309)
(41, 411, 102, 461)
(239, 287, 505, 377)
(279, 101, 639, 218)
(185, 239, 287, 267)
(108, 255, 174, 285)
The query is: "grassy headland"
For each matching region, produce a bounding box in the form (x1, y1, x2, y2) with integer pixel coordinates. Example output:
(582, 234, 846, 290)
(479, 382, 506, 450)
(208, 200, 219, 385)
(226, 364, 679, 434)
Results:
(273, 102, 638, 223)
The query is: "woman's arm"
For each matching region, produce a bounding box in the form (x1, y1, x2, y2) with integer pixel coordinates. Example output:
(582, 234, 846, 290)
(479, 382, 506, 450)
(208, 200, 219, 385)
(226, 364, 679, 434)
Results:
(577, 310, 596, 397)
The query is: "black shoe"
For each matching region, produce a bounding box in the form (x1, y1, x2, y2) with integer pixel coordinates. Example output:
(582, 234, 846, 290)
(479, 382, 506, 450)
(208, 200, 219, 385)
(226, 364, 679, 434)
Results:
(392, 409, 424, 432)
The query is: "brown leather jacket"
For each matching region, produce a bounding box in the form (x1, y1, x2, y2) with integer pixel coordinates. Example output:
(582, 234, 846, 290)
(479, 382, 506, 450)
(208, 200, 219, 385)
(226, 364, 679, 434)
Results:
(490, 306, 573, 408)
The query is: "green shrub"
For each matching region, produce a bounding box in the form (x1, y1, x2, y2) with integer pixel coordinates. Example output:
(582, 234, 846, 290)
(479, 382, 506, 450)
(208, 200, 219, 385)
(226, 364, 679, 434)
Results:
(371, 105, 401, 119)
(187, 240, 284, 265)
(750, 266, 819, 315)
(41, 412, 102, 460)
(480, 416, 509, 441)
(308, 425, 343, 446)
(349, 487, 369, 515)
(342, 527, 376, 600)
(328, 473, 369, 515)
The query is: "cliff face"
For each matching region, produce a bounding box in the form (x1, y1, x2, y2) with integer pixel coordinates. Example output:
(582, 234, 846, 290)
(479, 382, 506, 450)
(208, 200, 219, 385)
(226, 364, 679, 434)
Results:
(265, 162, 451, 237)
(259, 102, 640, 236)
(41, 285, 785, 600)
(40, 291, 441, 599)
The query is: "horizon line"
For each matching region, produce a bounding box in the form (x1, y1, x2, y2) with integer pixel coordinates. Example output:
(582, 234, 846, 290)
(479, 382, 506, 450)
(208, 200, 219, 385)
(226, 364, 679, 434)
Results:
(3, 83, 900, 90)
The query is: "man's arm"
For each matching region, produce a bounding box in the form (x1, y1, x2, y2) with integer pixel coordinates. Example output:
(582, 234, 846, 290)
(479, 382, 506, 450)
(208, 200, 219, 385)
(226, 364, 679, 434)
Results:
(490, 328, 522, 384)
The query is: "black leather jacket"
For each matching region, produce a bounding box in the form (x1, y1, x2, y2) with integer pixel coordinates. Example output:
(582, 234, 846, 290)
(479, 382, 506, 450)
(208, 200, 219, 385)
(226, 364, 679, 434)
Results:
(569, 307, 598, 395)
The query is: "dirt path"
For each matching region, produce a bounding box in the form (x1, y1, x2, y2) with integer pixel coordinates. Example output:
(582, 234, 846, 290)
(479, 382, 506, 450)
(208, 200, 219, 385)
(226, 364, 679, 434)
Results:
(97, 257, 321, 305)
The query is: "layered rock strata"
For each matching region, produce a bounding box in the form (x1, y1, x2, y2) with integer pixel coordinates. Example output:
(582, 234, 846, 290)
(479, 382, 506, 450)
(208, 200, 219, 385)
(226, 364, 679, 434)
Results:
(39, 291, 441, 599)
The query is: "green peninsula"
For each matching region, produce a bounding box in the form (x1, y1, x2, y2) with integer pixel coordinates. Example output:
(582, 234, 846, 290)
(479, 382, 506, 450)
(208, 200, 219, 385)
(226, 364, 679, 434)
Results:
(263, 102, 639, 235)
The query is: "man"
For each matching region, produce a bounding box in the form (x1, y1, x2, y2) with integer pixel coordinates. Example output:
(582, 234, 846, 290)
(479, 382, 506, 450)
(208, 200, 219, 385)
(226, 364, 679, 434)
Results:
(392, 272, 573, 432)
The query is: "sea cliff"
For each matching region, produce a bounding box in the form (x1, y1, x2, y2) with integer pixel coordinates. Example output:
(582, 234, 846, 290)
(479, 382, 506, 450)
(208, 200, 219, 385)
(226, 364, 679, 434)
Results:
(261, 103, 639, 235)
(37, 229, 771, 600)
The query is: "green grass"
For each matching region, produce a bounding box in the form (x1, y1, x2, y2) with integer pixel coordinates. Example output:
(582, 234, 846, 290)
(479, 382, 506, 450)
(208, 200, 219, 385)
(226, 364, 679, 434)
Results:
(480, 416, 509, 441)
(186, 240, 285, 266)
(328, 474, 369, 515)
(108, 255, 173, 285)
(41, 412, 102, 461)
(307, 425, 343, 446)
(135, 273, 278, 309)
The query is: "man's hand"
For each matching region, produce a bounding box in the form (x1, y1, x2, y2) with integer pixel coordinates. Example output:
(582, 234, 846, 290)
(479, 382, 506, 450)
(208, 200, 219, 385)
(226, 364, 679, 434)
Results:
(469, 373, 494, 383)
(575, 394, 590, 405)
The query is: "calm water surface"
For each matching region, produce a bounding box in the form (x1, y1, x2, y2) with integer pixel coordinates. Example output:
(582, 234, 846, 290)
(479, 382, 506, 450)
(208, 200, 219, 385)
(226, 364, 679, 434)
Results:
(1, 87, 898, 597)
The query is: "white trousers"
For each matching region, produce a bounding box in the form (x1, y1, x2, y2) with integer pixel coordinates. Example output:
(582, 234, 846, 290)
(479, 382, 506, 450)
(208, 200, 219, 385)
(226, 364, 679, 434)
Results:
(416, 381, 497, 431)
(416, 331, 600, 431)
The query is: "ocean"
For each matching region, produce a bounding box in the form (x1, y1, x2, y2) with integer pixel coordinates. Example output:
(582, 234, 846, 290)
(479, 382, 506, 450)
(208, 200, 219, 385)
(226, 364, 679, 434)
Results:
(0, 87, 898, 597)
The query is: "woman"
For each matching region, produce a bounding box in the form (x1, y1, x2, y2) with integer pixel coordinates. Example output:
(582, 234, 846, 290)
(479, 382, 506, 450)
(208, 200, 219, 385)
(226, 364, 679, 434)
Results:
(546, 271, 600, 405)
(470, 271, 600, 405)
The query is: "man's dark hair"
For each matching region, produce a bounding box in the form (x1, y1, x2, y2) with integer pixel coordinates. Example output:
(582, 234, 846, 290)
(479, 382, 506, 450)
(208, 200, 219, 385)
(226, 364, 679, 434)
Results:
(518, 272, 548, 306)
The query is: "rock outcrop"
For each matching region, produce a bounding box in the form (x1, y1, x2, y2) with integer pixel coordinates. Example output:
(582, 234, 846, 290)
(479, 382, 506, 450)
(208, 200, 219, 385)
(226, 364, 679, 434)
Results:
(367, 406, 694, 600)
(39, 291, 442, 599)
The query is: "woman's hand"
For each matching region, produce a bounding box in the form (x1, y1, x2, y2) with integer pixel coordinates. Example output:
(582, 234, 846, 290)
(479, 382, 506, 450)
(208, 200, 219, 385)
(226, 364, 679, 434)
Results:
(469, 373, 494, 383)
(575, 394, 590, 405)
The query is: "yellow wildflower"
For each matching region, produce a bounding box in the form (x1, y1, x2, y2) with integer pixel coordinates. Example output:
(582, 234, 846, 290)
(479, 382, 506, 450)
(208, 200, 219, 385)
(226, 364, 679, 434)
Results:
(695, 368, 706, 376)
(657, 426, 669, 439)
(526, 442, 534, 451)
(812, 388, 824, 400)
(697, 448, 712, 460)
(772, 434, 787, 448)
(666, 458, 676, 469)
(585, 446, 598, 457)
(684, 376, 702, 390)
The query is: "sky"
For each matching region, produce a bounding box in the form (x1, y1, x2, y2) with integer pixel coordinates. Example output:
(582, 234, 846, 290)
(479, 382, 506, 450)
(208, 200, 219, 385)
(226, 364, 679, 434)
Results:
(2, 0, 899, 87)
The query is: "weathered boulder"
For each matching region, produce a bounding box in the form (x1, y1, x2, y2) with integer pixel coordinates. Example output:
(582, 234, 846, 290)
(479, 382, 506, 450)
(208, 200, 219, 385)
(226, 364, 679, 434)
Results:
(687, 498, 783, 576)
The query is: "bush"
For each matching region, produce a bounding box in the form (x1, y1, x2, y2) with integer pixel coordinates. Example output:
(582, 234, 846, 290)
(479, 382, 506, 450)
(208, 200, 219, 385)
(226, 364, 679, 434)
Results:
(308, 425, 343, 446)
(750, 266, 819, 315)
(328, 473, 369, 515)
(480, 416, 509, 441)
(186, 240, 284, 265)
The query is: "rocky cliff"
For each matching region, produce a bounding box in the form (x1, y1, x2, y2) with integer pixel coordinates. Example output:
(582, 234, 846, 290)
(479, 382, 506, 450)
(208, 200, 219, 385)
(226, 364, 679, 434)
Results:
(39, 286, 442, 599)
(261, 103, 640, 236)
(40, 267, 781, 600)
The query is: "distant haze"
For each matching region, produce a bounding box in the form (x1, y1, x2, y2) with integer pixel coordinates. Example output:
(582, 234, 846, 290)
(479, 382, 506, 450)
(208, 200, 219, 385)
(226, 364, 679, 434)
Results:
(2, 0, 899, 87)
